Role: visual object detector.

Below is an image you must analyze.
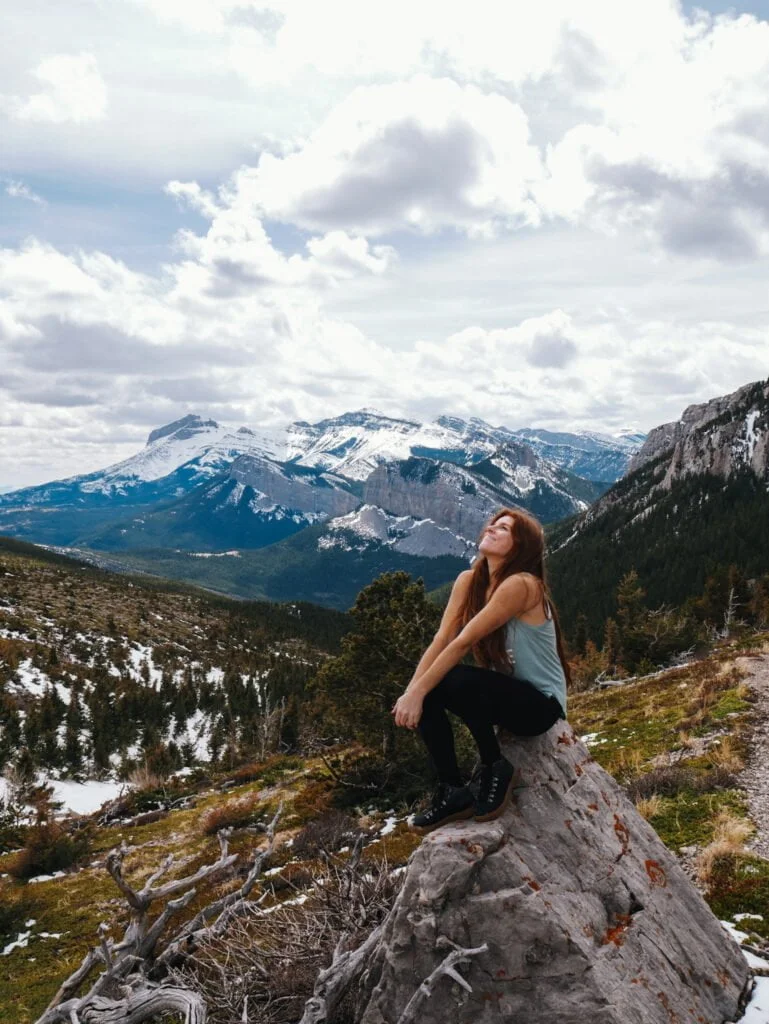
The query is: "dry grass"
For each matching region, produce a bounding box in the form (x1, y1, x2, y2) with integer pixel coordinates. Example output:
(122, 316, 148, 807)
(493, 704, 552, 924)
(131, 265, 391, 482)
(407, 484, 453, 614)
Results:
(614, 745, 644, 775)
(678, 730, 695, 749)
(635, 794, 664, 820)
(706, 735, 744, 773)
(125, 764, 167, 791)
(695, 808, 755, 885)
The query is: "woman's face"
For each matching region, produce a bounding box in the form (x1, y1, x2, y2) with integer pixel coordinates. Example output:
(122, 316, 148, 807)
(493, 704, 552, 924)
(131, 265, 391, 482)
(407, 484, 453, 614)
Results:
(478, 515, 515, 558)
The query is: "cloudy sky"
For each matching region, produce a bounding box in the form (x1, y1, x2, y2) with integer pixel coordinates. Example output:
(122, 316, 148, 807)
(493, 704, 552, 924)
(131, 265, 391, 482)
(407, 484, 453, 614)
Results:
(1, 0, 768, 489)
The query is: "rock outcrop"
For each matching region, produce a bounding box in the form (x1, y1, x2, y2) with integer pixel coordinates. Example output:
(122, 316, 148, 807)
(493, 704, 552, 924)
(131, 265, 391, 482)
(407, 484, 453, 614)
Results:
(355, 720, 753, 1024)
(627, 378, 768, 481)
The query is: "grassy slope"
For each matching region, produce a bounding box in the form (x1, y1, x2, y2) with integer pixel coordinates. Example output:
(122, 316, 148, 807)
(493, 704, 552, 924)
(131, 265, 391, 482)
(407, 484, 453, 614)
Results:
(2, 633, 769, 1021)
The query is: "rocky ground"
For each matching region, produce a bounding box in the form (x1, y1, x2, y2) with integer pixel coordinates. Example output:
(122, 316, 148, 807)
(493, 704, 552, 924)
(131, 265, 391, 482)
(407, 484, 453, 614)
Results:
(737, 643, 769, 860)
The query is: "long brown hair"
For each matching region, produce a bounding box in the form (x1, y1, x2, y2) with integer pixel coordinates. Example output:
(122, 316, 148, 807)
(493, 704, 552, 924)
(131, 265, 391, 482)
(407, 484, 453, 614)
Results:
(451, 507, 572, 688)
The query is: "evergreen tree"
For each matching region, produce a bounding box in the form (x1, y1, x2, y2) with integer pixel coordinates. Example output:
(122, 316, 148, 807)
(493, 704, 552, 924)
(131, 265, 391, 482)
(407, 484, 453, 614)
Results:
(572, 613, 589, 656)
(748, 578, 769, 628)
(603, 617, 621, 675)
(64, 683, 85, 775)
(616, 569, 646, 633)
(308, 571, 441, 759)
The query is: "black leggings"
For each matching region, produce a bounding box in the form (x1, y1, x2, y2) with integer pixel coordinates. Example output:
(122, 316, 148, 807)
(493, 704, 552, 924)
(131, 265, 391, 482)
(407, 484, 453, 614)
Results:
(417, 663, 565, 785)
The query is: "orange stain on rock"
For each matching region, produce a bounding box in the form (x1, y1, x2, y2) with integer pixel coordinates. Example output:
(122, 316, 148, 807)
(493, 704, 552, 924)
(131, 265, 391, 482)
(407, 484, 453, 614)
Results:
(644, 859, 667, 887)
(601, 914, 632, 947)
(613, 814, 630, 855)
(656, 990, 681, 1024)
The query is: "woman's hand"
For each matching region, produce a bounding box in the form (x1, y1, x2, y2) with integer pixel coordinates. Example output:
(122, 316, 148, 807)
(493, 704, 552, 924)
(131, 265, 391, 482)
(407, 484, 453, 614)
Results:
(391, 689, 424, 729)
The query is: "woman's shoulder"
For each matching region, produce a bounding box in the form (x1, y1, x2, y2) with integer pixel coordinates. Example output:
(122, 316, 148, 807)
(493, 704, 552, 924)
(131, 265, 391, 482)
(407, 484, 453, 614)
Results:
(506, 571, 542, 593)
(504, 572, 544, 613)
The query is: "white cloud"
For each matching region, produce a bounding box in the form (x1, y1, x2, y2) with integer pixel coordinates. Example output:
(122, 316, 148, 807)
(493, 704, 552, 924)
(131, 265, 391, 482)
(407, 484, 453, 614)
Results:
(231, 75, 544, 239)
(4, 180, 46, 205)
(534, 13, 769, 258)
(10, 53, 107, 124)
(2, 0, 769, 487)
(165, 177, 397, 295)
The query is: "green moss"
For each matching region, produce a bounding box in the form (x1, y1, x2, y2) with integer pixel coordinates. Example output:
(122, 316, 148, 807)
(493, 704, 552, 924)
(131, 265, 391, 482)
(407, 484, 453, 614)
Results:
(706, 691, 752, 720)
(706, 855, 769, 940)
(0, 868, 124, 1024)
(362, 825, 421, 866)
(644, 789, 748, 851)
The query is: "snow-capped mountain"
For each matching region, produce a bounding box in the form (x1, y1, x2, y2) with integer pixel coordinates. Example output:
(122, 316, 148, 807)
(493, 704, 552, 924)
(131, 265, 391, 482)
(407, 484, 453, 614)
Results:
(286, 409, 640, 483)
(514, 428, 646, 483)
(86, 454, 360, 553)
(0, 408, 642, 557)
(0, 415, 283, 510)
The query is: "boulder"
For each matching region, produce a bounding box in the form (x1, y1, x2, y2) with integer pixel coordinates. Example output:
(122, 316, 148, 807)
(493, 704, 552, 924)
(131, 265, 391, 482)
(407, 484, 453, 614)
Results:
(356, 720, 753, 1024)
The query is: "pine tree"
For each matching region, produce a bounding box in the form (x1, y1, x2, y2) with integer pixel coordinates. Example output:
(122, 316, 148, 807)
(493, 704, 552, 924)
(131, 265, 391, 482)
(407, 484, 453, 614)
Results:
(64, 684, 85, 775)
(616, 569, 646, 633)
(307, 571, 441, 759)
(603, 617, 621, 675)
(572, 613, 589, 656)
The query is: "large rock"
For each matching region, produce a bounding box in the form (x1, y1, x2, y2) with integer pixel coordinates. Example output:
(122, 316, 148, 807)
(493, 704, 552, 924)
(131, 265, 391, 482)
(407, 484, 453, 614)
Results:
(357, 720, 753, 1024)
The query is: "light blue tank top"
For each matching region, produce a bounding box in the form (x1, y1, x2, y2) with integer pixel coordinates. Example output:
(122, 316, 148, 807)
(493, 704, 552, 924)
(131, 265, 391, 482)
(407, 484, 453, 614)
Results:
(503, 597, 568, 716)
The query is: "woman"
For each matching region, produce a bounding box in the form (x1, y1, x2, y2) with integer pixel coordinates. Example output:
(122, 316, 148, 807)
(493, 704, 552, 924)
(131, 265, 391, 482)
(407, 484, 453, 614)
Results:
(391, 507, 570, 833)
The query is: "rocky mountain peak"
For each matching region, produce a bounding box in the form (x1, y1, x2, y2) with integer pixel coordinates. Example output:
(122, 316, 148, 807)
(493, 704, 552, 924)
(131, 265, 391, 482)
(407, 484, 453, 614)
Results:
(627, 379, 768, 476)
(146, 414, 219, 446)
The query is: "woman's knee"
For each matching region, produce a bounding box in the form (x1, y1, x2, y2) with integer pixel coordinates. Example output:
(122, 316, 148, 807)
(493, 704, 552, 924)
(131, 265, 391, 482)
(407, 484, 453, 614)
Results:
(421, 666, 464, 709)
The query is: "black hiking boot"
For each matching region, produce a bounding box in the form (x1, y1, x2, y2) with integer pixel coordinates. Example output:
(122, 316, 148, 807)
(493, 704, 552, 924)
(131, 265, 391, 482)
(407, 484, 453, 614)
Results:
(410, 782, 475, 834)
(473, 756, 515, 822)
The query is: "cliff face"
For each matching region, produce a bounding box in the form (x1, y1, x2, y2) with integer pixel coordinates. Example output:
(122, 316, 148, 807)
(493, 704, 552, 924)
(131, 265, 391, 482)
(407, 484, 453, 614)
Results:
(228, 455, 359, 518)
(568, 378, 769, 534)
(362, 458, 495, 544)
(354, 722, 752, 1024)
(362, 445, 592, 547)
(627, 379, 769, 483)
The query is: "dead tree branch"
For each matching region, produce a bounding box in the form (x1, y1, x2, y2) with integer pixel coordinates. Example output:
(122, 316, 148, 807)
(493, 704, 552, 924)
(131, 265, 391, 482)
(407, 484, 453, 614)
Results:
(395, 937, 489, 1024)
(33, 802, 283, 1024)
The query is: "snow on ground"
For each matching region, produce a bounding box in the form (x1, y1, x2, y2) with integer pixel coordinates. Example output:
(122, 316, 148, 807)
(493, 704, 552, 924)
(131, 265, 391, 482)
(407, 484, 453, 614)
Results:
(170, 707, 212, 760)
(1, 775, 125, 818)
(10, 658, 50, 698)
(126, 643, 164, 687)
(190, 551, 241, 558)
(379, 814, 400, 836)
(720, 921, 769, 1023)
(49, 779, 124, 816)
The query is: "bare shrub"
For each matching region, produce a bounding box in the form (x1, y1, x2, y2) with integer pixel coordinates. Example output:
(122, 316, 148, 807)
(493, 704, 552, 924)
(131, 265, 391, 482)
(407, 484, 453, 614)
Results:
(624, 764, 738, 803)
(291, 809, 360, 860)
(166, 839, 402, 1024)
(126, 763, 166, 791)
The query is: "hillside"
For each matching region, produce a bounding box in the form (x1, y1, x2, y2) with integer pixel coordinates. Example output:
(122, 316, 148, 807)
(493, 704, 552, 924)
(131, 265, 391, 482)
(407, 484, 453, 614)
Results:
(2, 618, 769, 1022)
(0, 536, 351, 789)
(546, 378, 769, 642)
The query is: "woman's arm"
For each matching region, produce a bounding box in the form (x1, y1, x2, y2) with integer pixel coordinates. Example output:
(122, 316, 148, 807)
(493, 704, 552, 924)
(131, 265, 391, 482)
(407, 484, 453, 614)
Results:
(405, 569, 472, 687)
(392, 573, 533, 728)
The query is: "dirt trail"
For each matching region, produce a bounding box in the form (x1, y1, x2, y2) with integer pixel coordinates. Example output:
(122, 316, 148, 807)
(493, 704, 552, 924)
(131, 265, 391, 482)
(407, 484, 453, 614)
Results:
(733, 643, 769, 859)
